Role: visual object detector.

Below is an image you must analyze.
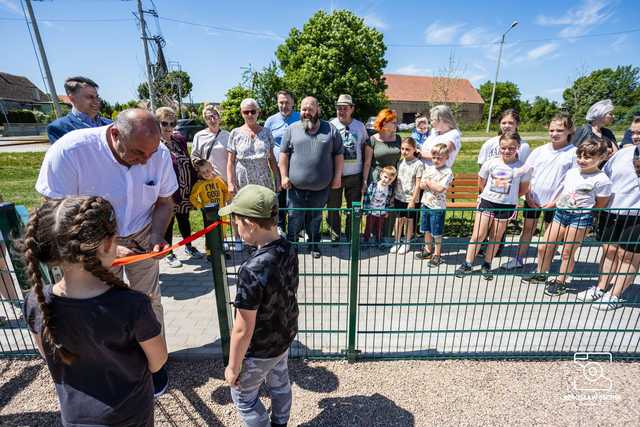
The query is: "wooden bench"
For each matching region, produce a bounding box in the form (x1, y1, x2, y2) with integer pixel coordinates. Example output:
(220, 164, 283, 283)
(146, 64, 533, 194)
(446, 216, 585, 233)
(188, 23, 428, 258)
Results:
(446, 173, 479, 208)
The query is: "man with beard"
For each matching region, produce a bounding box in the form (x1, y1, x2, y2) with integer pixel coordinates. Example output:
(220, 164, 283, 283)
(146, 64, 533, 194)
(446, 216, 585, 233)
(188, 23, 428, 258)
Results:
(279, 96, 344, 258)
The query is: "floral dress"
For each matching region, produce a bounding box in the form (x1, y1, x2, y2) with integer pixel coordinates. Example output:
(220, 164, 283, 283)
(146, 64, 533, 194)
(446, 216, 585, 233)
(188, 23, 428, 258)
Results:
(164, 133, 196, 214)
(227, 127, 275, 191)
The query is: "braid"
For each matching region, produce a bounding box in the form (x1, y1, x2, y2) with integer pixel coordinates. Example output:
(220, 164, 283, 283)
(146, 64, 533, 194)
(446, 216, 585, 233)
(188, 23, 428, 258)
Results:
(81, 256, 129, 290)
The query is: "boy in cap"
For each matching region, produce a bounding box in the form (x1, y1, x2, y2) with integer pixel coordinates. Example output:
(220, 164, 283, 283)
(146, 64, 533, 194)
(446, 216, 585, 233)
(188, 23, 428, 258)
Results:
(221, 184, 299, 427)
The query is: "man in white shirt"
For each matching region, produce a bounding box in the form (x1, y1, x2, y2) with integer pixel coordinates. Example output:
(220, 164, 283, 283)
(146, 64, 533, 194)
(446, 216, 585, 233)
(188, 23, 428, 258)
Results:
(36, 109, 177, 328)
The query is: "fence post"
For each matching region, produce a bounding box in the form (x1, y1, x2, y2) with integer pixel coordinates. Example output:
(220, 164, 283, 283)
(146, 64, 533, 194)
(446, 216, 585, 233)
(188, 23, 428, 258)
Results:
(202, 203, 233, 365)
(345, 202, 362, 362)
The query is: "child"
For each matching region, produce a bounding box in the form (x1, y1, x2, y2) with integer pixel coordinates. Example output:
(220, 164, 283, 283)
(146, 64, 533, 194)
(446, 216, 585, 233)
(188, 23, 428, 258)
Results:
(415, 143, 453, 267)
(363, 166, 397, 245)
(411, 115, 430, 148)
(456, 132, 531, 280)
(391, 137, 424, 254)
(220, 185, 299, 427)
(190, 159, 231, 244)
(477, 109, 531, 166)
(501, 113, 577, 270)
(21, 196, 167, 426)
(524, 139, 612, 296)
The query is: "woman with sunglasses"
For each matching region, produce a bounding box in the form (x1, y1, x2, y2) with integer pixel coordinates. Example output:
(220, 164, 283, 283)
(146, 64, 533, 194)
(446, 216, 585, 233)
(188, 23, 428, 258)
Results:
(155, 107, 200, 268)
(226, 98, 280, 251)
(191, 104, 230, 182)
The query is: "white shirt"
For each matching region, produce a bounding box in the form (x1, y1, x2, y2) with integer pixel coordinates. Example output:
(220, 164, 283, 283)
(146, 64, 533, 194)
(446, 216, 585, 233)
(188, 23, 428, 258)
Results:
(479, 158, 531, 205)
(421, 165, 453, 209)
(556, 168, 612, 211)
(395, 157, 424, 202)
(603, 146, 640, 215)
(329, 117, 368, 176)
(192, 128, 230, 182)
(422, 128, 462, 168)
(524, 143, 576, 206)
(477, 135, 531, 165)
(35, 126, 178, 236)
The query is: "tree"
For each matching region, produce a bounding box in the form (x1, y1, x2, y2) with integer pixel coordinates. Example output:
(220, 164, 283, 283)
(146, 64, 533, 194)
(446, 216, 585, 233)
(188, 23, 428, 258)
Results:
(563, 65, 640, 124)
(137, 70, 194, 108)
(276, 10, 387, 121)
(220, 85, 252, 129)
(526, 96, 559, 125)
(478, 81, 521, 124)
(431, 51, 467, 117)
(252, 61, 285, 119)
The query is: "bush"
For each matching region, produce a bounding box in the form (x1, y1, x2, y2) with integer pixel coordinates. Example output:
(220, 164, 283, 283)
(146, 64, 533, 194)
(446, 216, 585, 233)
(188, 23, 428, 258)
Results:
(1, 110, 37, 124)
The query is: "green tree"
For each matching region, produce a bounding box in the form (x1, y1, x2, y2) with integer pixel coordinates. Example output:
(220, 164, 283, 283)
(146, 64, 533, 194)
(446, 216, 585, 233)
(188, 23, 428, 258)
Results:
(478, 81, 521, 124)
(276, 9, 387, 120)
(137, 70, 194, 107)
(526, 96, 560, 125)
(252, 61, 285, 119)
(220, 85, 252, 129)
(563, 66, 640, 124)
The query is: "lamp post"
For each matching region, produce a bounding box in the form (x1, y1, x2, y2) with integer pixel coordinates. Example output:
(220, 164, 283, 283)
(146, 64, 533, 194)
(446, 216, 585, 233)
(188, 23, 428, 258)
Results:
(486, 21, 518, 133)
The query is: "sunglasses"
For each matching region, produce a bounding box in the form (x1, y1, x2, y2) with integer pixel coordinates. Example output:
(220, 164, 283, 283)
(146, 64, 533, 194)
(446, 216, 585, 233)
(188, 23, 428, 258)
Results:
(242, 110, 257, 115)
(161, 121, 176, 128)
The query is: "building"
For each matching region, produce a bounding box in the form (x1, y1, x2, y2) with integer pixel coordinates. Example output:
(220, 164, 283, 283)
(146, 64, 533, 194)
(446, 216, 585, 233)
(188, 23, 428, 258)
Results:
(384, 74, 484, 124)
(0, 72, 52, 113)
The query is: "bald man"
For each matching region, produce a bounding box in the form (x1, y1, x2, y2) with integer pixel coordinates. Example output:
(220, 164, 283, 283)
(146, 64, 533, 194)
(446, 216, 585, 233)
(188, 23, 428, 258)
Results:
(36, 108, 177, 327)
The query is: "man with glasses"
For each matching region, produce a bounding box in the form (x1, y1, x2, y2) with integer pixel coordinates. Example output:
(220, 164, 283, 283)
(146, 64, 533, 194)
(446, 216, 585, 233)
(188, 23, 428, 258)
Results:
(327, 94, 368, 243)
(47, 76, 112, 143)
(264, 90, 300, 235)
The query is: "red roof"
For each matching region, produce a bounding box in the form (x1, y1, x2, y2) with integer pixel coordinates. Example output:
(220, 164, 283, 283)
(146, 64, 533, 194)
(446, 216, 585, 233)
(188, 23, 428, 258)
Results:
(58, 95, 72, 105)
(384, 74, 484, 104)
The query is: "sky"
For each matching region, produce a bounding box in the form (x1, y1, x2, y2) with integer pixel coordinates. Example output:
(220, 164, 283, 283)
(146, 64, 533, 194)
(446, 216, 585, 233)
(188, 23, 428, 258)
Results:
(1, 0, 639, 106)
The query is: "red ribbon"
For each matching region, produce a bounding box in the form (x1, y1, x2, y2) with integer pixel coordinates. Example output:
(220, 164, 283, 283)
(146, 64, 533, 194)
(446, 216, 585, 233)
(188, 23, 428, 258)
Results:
(112, 220, 228, 267)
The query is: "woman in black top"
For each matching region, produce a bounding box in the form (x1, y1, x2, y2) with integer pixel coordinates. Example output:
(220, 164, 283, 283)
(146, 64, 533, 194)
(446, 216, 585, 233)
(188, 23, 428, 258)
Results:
(572, 99, 618, 160)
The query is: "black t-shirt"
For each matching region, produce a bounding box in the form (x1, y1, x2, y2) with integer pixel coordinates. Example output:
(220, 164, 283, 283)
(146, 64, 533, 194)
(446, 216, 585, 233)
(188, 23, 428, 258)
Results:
(233, 237, 299, 358)
(572, 124, 617, 148)
(24, 285, 160, 426)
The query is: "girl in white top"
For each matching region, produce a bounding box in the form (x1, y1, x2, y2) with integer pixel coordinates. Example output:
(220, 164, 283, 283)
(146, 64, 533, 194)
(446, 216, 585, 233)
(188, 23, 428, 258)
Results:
(420, 105, 462, 169)
(456, 132, 531, 280)
(526, 138, 612, 296)
(477, 109, 531, 166)
(501, 113, 577, 270)
(390, 137, 424, 255)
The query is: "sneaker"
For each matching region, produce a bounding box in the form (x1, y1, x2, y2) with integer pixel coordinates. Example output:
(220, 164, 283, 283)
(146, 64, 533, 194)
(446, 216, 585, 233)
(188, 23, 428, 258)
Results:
(481, 264, 493, 281)
(455, 263, 472, 278)
(389, 243, 402, 253)
(397, 244, 410, 255)
(428, 256, 443, 268)
(153, 365, 169, 398)
(521, 273, 546, 283)
(576, 286, 605, 302)
(165, 254, 182, 268)
(311, 249, 321, 259)
(415, 249, 433, 260)
(183, 245, 203, 259)
(591, 293, 623, 311)
(544, 279, 567, 296)
(501, 257, 523, 270)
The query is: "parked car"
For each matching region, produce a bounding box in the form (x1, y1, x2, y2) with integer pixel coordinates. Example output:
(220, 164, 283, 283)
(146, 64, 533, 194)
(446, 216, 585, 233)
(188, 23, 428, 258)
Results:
(175, 118, 205, 142)
(398, 123, 415, 131)
(365, 116, 377, 137)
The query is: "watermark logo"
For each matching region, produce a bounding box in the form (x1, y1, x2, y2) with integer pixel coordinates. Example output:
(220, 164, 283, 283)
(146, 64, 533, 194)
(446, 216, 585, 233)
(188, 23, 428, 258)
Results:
(564, 352, 620, 404)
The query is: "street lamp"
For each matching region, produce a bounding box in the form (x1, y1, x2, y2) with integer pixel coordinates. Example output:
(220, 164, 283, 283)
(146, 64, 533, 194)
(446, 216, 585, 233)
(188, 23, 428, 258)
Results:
(486, 20, 518, 133)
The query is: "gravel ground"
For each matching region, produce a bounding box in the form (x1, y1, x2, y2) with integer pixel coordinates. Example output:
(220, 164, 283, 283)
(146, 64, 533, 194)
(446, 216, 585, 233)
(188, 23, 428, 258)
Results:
(1, 358, 639, 426)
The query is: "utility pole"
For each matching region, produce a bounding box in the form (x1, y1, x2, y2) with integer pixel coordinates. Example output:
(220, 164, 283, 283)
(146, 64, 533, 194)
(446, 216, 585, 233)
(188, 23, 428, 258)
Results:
(25, 0, 62, 118)
(137, 0, 155, 110)
(486, 21, 518, 133)
(169, 61, 184, 119)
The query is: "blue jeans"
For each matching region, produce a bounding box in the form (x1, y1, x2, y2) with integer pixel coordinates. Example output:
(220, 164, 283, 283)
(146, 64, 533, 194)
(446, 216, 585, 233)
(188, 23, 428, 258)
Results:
(553, 209, 593, 229)
(286, 186, 330, 248)
(230, 350, 291, 426)
(420, 206, 445, 237)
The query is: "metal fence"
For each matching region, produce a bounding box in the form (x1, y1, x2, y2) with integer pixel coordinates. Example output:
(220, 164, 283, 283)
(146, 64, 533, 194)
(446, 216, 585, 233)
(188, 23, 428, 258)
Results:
(1, 202, 639, 361)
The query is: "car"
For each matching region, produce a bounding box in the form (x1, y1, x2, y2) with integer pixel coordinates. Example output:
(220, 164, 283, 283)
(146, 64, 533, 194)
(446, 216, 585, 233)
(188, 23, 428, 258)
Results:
(175, 118, 205, 142)
(365, 116, 377, 137)
(398, 123, 415, 131)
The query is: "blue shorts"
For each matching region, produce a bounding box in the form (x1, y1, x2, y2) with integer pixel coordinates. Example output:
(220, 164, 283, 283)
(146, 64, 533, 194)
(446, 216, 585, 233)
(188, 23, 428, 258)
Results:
(420, 206, 445, 237)
(553, 209, 593, 229)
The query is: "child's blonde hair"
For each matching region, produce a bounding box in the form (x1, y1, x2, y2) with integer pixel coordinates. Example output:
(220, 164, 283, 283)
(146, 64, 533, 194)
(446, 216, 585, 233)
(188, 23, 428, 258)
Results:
(430, 143, 449, 157)
(193, 158, 216, 177)
(381, 165, 397, 179)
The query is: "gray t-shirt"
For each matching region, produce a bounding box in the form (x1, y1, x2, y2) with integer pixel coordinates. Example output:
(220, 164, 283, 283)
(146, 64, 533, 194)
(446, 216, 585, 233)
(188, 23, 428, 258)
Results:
(281, 120, 344, 191)
(479, 157, 531, 205)
(329, 117, 368, 176)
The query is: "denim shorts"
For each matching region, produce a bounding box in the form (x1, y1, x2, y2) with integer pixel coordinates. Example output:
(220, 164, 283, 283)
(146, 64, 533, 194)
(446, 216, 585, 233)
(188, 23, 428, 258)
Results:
(553, 209, 593, 229)
(420, 206, 445, 237)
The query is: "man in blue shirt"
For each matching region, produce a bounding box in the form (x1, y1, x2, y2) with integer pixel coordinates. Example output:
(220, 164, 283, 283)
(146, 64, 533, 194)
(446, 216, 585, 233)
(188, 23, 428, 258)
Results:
(47, 76, 112, 143)
(264, 90, 300, 234)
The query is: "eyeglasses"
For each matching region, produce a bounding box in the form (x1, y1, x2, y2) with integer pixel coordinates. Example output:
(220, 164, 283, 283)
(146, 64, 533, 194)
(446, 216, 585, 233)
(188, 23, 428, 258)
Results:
(205, 115, 218, 120)
(500, 146, 518, 152)
(161, 121, 176, 128)
(242, 110, 257, 115)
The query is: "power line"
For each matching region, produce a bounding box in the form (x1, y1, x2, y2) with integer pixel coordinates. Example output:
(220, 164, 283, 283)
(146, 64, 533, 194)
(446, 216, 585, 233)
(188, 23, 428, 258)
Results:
(0, 16, 133, 22)
(156, 16, 284, 39)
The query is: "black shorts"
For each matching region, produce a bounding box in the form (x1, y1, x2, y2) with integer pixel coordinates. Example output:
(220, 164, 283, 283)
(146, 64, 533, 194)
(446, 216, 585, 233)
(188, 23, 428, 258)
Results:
(597, 212, 640, 253)
(478, 199, 516, 220)
(522, 200, 555, 223)
(394, 200, 418, 220)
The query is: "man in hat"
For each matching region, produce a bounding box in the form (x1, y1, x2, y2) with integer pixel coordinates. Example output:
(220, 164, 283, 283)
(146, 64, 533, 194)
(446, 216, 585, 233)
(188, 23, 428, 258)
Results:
(326, 94, 369, 243)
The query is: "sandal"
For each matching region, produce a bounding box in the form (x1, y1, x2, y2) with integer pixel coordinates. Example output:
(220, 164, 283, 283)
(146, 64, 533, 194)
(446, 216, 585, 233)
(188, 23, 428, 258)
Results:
(414, 249, 433, 260)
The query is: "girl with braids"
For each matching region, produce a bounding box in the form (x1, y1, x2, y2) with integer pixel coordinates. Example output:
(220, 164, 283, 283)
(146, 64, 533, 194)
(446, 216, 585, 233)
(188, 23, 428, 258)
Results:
(21, 196, 167, 426)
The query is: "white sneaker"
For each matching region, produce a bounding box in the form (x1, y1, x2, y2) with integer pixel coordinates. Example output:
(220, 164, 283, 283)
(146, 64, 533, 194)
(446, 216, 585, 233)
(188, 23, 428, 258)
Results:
(165, 254, 182, 268)
(591, 293, 622, 311)
(501, 257, 523, 270)
(397, 244, 410, 255)
(390, 243, 402, 253)
(576, 286, 605, 302)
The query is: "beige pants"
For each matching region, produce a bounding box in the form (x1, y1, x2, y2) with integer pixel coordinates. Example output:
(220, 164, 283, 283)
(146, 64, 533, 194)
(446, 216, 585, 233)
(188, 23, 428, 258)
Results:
(112, 223, 164, 330)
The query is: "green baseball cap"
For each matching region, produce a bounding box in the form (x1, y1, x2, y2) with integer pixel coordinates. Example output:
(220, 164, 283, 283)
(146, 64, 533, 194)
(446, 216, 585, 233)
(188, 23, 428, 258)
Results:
(218, 184, 277, 218)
